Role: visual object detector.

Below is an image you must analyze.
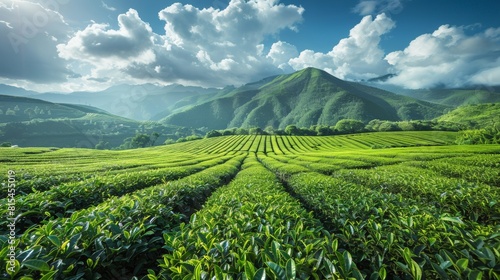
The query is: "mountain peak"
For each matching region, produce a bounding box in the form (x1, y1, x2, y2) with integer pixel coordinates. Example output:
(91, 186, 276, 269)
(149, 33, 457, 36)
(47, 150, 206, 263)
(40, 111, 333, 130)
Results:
(297, 67, 330, 77)
(161, 68, 448, 129)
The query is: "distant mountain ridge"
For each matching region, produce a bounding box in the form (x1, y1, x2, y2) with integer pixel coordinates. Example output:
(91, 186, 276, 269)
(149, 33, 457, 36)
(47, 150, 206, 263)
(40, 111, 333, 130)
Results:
(0, 83, 219, 121)
(0, 94, 128, 123)
(0, 94, 142, 147)
(160, 68, 450, 129)
(361, 80, 500, 107)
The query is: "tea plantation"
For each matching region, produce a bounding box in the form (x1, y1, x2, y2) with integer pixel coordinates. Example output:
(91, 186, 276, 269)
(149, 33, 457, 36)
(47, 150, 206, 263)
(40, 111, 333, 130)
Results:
(1, 131, 499, 279)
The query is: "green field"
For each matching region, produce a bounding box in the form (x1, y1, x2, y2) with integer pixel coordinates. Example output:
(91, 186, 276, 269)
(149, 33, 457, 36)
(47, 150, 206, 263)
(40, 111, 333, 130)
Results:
(1, 131, 499, 279)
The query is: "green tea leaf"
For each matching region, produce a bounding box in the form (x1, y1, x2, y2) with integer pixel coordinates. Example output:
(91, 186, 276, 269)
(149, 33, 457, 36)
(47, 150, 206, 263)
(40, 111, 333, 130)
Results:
(214, 265, 223, 280)
(410, 259, 422, 280)
(267, 261, 286, 280)
(245, 261, 256, 280)
(343, 251, 352, 271)
(23, 259, 50, 272)
(286, 259, 296, 280)
(456, 258, 468, 272)
(253, 268, 266, 280)
(440, 216, 465, 225)
(47, 235, 61, 248)
(379, 266, 387, 280)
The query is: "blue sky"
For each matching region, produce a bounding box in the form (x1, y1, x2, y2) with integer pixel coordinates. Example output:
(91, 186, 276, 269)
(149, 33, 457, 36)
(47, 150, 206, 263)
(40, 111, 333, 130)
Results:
(0, 0, 499, 92)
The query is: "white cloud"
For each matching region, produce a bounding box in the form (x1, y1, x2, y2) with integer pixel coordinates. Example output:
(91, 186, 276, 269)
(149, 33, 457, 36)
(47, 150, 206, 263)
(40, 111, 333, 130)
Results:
(56, 0, 304, 88)
(385, 25, 500, 88)
(0, 0, 75, 83)
(102, 1, 116, 12)
(289, 13, 395, 80)
(353, 1, 378, 15)
(2, 0, 497, 93)
(267, 41, 298, 71)
(353, 0, 404, 15)
(58, 9, 156, 65)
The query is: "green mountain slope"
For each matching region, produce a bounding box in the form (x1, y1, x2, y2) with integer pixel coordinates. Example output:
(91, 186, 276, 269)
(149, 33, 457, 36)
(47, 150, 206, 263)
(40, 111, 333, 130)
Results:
(161, 68, 449, 129)
(0, 95, 136, 124)
(404, 87, 500, 107)
(0, 95, 205, 148)
(436, 103, 500, 128)
(0, 95, 142, 147)
(0, 95, 206, 148)
(364, 81, 500, 107)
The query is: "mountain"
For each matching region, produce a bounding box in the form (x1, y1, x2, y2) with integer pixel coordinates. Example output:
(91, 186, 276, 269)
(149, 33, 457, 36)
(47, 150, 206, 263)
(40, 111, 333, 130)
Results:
(436, 103, 500, 128)
(160, 68, 450, 130)
(0, 95, 202, 148)
(362, 80, 500, 107)
(0, 83, 219, 121)
(398, 87, 500, 107)
(0, 94, 134, 124)
(0, 84, 40, 97)
(0, 94, 143, 147)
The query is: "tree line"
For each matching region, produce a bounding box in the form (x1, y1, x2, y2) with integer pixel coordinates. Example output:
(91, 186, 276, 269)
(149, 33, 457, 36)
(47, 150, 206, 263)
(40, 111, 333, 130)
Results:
(204, 119, 465, 138)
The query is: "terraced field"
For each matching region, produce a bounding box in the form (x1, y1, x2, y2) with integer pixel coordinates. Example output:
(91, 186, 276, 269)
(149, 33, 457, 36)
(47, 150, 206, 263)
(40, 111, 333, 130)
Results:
(1, 131, 499, 279)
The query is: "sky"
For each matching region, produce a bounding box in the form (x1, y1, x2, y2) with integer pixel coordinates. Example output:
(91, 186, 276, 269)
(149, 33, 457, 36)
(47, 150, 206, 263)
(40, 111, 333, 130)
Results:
(0, 0, 499, 93)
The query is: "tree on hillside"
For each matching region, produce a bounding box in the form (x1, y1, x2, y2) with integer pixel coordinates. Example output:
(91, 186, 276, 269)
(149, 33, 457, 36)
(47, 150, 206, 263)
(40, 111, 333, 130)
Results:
(1, 142, 12, 147)
(316, 125, 334, 136)
(285, 125, 299, 135)
(222, 129, 234, 136)
(235, 128, 248, 135)
(335, 119, 365, 134)
(249, 127, 264, 135)
(378, 122, 400, 132)
(205, 130, 222, 138)
(131, 133, 151, 148)
(164, 139, 176, 145)
(365, 119, 384, 131)
(264, 126, 275, 135)
(397, 121, 416, 131)
(150, 132, 160, 146)
(95, 141, 110, 150)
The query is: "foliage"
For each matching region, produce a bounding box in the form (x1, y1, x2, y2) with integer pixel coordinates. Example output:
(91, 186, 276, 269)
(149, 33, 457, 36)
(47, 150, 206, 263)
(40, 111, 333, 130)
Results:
(1, 132, 499, 279)
(94, 141, 110, 150)
(456, 125, 500, 145)
(205, 130, 222, 138)
(131, 134, 152, 148)
(436, 103, 500, 129)
(1, 141, 11, 147)
(285, 125, 299, 135)
(335, 119, 365, 133)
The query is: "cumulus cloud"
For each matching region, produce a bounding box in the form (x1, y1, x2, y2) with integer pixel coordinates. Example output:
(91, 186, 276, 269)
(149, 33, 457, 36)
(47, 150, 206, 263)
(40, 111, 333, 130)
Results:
(58, 9, 156, 66)
(0, 0, 74, 83)
(3, 0, 497, 93)
(267, 41, 298, 71)
(289, 13, 395, 80)
(353, 0, 404, 15)
(385, 25, 500, 88)
(56, 0, 304, 87)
